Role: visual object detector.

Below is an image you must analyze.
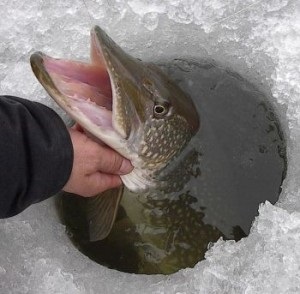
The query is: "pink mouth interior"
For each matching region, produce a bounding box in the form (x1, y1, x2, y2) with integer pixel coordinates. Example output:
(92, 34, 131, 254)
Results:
(43, 56, 114, 129)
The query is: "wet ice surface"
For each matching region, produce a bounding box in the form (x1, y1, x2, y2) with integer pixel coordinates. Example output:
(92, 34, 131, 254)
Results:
(0, 0, 300, 293)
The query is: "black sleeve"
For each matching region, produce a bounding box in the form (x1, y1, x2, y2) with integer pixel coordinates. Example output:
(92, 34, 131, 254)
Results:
(0, 95, 73, 218)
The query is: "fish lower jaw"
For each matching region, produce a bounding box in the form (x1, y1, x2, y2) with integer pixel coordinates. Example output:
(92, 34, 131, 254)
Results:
(120, 169, 157, 192)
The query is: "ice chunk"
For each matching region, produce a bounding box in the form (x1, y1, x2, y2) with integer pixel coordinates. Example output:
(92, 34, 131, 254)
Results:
(128, 0, 166, 16)
(0, 0, 300, 293)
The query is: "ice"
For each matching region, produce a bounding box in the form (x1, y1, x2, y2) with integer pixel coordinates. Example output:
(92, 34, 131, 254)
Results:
(0, 0, 300, 293)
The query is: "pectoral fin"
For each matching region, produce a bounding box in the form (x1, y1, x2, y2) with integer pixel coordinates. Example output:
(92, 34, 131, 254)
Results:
(87, 186, 123, 241)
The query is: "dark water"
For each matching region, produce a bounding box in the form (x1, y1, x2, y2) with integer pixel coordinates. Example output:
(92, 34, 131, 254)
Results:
(56, 59, 286, 275)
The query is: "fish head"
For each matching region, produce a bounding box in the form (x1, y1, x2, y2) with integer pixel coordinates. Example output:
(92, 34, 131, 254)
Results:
(30, 26, 199, 192)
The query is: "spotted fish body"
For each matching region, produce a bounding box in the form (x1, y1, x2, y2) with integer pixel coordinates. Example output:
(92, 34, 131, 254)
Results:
(31, 26, 201, 273)
(111, 188, 223, 274)
(139, 116, 192, 168)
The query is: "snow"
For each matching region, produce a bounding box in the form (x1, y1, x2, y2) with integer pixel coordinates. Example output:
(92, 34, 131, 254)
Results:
(0, 0, 300, 293)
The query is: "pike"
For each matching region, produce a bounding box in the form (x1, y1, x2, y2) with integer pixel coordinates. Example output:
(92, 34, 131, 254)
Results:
(30, 26, 199, 243)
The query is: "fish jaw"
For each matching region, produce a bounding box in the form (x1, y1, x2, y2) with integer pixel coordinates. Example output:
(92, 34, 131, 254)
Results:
(91, 26, 152, 141)
(30, 52, 132, 158)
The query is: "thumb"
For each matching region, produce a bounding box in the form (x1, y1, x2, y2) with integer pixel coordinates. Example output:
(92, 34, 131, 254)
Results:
(84, 173, 123, 196)
(94, 145, 133, 175)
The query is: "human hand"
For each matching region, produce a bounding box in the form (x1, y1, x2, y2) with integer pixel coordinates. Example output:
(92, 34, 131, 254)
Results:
(63, 126, 133, 197)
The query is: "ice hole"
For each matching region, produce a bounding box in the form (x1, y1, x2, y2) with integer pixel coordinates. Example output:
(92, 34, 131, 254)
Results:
(56, 59, 286, 275)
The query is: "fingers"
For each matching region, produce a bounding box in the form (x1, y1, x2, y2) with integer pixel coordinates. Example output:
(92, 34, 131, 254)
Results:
(69, 127, 133, 175)
(65, 127, 133, 197)
(72, 123, 84, 132)
(93, 145, 133, 175)
(83, 173, 123, 197)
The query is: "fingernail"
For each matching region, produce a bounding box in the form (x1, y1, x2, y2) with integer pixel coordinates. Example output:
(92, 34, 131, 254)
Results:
(119, 159, 133, 174)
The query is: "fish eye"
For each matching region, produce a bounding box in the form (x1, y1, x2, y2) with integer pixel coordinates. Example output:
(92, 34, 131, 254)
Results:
(153, 103, 169, 117)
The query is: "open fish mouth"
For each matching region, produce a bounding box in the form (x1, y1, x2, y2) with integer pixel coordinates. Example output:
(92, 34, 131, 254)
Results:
(30, 26, 136, 158)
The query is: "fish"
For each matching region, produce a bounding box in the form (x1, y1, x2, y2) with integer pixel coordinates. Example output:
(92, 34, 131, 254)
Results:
(30, 26, 200, 246)
(59, 188, 225, 274)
